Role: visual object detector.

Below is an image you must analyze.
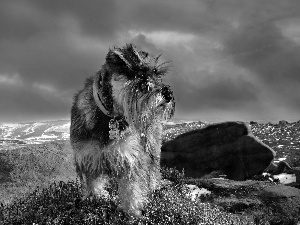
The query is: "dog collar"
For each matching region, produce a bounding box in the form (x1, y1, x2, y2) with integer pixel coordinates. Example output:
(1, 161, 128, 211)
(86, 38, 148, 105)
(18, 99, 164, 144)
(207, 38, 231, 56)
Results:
(93, 75, 113, 117)
(93, 74, 129, 140)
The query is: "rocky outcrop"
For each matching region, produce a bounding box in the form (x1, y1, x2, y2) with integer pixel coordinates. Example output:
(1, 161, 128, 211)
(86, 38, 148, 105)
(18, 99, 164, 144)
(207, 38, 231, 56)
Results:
(187, 178, 300, 224)
(161, 121, 275, 180)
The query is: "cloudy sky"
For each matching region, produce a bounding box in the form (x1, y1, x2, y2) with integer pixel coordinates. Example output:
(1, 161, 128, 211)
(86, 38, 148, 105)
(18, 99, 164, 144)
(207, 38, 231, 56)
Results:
(1, 0, 300, 123)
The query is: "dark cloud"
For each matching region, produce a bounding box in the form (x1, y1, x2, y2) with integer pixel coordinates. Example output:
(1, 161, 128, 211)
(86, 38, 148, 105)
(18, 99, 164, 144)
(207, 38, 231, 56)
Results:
(0, 0, 299, 123)
(0, 1, 110, 100)
(1, 34, 103, 89)
(0, 80, 70, 123)
(225, 22, 300, 83)
(167, 67, 260, 119)
(28, 0, 119, 39)
(118, 0, 224, 34)
(223, 1, 300, 114)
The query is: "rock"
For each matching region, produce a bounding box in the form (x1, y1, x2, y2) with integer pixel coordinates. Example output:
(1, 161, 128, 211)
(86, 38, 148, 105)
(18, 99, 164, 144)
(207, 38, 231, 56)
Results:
(188, 178, 300, 224)
(265, 161, 294, 175)
(295, 168, 300, 184)
(161, 121, 275, 181)
(279, 120, 288, 127)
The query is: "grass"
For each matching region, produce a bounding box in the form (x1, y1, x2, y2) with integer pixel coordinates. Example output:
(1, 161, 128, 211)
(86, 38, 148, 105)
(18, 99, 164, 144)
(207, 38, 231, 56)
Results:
(0, 141, 76, 205)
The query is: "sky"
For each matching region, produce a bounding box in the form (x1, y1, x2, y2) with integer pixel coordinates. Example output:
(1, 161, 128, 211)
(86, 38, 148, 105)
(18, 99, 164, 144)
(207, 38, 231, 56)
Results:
(1, 0, 300, 123)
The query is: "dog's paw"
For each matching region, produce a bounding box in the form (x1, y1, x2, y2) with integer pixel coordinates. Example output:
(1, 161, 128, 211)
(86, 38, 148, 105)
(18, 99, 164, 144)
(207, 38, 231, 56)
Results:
(81, 191, 94, 201)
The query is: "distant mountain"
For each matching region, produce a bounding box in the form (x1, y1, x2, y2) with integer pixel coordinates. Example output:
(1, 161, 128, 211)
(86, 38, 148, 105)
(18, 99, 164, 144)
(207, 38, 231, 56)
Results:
(0, 119, 197, 150)
(0, 120, 70, 149)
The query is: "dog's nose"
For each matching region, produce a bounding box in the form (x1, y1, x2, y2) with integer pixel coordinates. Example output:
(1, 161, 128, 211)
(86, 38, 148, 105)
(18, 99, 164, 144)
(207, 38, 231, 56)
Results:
(161, 86, 173, 103)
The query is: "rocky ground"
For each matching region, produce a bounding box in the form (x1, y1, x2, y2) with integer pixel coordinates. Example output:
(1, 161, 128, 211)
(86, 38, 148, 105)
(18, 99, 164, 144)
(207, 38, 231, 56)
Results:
(161, 120, 300, 224)
(249, 121, 300, 167)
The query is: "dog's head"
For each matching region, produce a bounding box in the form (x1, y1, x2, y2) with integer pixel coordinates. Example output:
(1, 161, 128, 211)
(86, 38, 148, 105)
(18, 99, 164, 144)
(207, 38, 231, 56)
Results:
(93, 44, 175, 129)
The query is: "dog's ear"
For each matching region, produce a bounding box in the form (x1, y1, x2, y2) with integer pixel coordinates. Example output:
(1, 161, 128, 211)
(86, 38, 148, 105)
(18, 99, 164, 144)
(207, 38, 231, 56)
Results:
(106, 44, 170, 79)
(112, 49, 133, 69)
(106, 45, 132, 71)
(105, 44, 144, 74)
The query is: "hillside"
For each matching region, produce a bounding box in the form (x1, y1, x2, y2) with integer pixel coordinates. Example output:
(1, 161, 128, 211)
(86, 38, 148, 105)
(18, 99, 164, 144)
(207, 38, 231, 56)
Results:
(0, 141, 76, 204)
(0, 120, 70, 149)
(0, 120, 300, 224)
(1, 119, 300, 167)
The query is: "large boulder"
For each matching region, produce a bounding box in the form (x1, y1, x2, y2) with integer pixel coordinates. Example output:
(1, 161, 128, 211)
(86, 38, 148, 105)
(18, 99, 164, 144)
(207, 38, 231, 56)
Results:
(161, 121, 275, 180)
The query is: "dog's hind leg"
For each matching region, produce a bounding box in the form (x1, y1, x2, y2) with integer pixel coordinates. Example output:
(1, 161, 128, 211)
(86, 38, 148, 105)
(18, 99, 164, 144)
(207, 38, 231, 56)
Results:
(74, 163, 92, 200)
(149, 162, 161, 191)
(81, 173, 93, 200)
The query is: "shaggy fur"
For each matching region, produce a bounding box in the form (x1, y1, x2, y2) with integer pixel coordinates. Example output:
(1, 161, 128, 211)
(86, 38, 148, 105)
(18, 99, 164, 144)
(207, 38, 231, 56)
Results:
(70, 44, 175, 216)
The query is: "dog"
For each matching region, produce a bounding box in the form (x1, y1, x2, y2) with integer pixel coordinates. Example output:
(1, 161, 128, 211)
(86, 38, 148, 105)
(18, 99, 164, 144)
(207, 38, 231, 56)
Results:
(70, 44, 175, 216)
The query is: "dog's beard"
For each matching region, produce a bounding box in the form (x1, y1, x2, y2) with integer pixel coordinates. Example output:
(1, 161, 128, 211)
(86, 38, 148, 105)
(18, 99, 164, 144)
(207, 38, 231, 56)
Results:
(116, 81, 174, 131)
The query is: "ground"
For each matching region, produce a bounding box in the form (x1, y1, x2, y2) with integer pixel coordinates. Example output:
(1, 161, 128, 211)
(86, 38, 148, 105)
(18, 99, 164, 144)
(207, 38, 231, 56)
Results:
(0, 120, 300, 224)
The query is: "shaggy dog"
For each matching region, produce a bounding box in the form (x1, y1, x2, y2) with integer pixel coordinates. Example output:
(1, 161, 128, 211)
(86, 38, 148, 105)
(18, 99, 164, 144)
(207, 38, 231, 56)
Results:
(70, 44, 175, 216)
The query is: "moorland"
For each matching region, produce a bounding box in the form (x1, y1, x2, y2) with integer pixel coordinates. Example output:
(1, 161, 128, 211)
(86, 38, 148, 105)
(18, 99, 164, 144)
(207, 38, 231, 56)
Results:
(0, 120, 299, 224)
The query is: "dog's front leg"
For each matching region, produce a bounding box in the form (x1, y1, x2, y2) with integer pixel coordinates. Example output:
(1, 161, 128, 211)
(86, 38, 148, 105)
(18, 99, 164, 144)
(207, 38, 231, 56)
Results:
(81, 172, 110, 200)
(74, 140, 111, 200)
(118, 175, 148, 217)
(149, 160, 161, 191)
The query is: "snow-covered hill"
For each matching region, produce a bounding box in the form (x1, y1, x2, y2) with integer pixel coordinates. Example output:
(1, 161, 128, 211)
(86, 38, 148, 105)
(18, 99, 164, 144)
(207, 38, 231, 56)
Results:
(0, 120, 70, 149)
(0, 119, 193, 150)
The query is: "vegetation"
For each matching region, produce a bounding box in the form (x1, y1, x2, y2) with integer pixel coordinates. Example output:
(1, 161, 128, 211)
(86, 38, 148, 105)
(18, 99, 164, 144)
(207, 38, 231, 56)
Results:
(1, 168, 253, 225)
(1, 120, 299, 224)
(0, 141, 76, 204)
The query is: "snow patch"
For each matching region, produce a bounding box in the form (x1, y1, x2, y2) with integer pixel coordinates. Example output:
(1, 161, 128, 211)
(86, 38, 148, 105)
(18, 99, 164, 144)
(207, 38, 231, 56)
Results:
(278, 157, 287, 161)
(23, 123, 44, 135)
(0, 123, 26, 138)
(184, 184, 211, 201)
(273, 173, 296, 184)
(44, 122, 70, 133)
